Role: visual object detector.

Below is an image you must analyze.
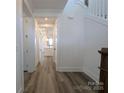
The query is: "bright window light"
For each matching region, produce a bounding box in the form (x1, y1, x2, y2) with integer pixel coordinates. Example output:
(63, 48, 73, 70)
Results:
(45, 17, 48, 21)
(48, 38, 53, 46)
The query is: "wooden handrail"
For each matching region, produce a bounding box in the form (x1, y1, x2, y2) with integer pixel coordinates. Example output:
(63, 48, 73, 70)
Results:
(98, 48, 108, 55)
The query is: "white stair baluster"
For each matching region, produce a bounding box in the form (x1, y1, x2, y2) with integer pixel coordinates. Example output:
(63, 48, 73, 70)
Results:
(105, 0, 108, 19)
(89, 0, 92, 16)
(100, 0, 103, 18)
(102, 0, 105, 19)
(96, 0, 98, 16)
(96, 0, 99, 16)
(87, 0, 107, 20)
(94, 0, 97, 16)
(98, 0, 101, 17)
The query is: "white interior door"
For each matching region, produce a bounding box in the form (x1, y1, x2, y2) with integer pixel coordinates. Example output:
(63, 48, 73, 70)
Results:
(23, 18, 29, 71)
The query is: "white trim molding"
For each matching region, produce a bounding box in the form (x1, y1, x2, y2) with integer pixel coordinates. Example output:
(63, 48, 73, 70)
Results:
(85, 15, 108, 26)
(33, 9, 62, 17)
(17, 88, 23, 93)
(83, 67, 100, 83)
(24, 0, 33, 16)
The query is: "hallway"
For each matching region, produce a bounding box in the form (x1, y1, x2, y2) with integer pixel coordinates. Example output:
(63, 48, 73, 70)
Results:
(16, 0, 108, 93)
(24, 56, 97, 93)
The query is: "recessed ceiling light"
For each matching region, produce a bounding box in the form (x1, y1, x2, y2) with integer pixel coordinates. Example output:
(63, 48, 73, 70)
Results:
(45, 17, 48, 21)
(44, 24, 49, 27)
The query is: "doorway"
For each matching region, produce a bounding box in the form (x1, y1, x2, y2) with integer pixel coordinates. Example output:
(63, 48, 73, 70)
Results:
(35, 17, 57, 64)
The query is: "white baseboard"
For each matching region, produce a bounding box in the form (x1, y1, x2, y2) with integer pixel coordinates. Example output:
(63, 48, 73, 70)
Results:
(83, 68, 99, 83)
(28, 66, 35, 73)
(18, 88, 23, 93)
(56, 67, 83, 72)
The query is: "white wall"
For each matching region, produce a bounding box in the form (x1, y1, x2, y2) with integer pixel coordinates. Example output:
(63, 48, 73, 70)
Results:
(16, 0, 24, 93)
(39, 36, 45, 64)
(83, 17, 108, 82)
(23, 17, 35, 72)
(23, 0, 36, 72)
(57, 0, 108, 82)
(53, 22, 57, 63)
(35, 21, 41, 65)
(57, 0, 85, 72)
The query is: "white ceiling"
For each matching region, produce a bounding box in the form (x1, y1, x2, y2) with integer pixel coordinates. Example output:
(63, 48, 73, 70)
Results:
(29, 0, 68, 11)
(35, 17, 56, 39)
(26, 0, 68, 27)
(36, 17, 56, 25)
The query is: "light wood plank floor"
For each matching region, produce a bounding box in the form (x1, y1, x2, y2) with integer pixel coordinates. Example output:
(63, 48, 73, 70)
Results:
(24, 71, 32, 88)
(24, 56, 97, 93)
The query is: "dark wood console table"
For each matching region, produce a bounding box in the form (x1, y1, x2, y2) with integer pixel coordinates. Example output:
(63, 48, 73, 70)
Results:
(98, 48, 108, 93)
